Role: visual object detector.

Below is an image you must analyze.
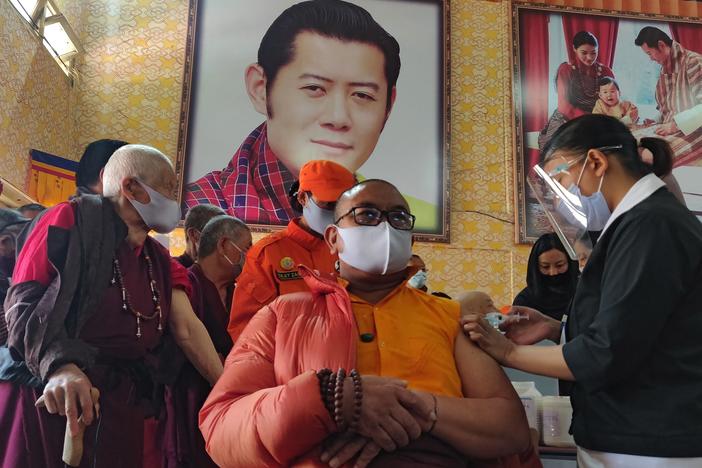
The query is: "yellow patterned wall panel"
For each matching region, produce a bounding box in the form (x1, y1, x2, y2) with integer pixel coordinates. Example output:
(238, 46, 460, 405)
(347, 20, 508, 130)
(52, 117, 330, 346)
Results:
(443, 0, 527, 304)
(0, 1, 76, 190)
(71, 0, 190, 163)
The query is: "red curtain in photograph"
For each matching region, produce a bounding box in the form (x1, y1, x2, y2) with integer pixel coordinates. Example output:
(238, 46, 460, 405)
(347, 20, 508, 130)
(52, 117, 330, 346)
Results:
(562, 14, 619, 68)
(519, 10, 549, 169)
(670, 22, 702, 55)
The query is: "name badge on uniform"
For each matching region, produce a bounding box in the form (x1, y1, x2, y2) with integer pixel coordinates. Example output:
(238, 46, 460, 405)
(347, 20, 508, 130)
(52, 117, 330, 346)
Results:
(276, 270, 302, 281)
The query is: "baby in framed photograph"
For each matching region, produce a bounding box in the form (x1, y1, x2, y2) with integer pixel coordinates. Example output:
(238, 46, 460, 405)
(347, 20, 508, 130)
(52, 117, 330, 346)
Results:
(592, 77, 639, 126)
(183, 0, 403, 225)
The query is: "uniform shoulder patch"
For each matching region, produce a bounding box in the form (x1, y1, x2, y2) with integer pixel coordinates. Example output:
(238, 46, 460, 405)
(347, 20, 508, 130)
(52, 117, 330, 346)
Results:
(279, 256, 295, 270)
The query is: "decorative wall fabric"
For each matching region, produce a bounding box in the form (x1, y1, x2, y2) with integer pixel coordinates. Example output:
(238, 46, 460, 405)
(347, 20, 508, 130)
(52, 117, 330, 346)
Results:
(72, 0, 190, 164)
(562, 14, 619, 68)
(670, 22, 702, 55)
(0, 1, 76, 191)
(28, 149, 78, 206)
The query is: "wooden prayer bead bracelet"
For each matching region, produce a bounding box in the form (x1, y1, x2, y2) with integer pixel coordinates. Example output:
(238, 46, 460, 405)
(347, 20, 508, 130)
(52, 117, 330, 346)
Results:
(317, 368, 363, 432)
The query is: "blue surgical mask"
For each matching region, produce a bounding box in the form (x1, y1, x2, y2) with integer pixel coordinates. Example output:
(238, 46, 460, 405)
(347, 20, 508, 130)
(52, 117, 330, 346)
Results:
(223, 240, 246, 278)
(568, 161, 611, 231)
(303, 197, 335, 235)
(408, 270, 428, 289)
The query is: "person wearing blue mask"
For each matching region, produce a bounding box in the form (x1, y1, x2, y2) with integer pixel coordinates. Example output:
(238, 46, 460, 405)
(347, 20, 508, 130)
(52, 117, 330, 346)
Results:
(463, 114, 702, 467)
(407, 254, 429, 292)
(227, 160, 356, 341)
(162, 215, 251, 468)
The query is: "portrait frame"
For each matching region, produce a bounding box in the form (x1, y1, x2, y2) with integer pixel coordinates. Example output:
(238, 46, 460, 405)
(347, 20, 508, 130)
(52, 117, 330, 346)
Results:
(175, 0, 452, 243)
(511, 2, 702, 243)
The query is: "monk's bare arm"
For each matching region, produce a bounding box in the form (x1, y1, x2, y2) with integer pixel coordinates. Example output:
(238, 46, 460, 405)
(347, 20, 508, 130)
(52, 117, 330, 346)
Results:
(418, 331, 530, 458)
(169, 288, 224, 385)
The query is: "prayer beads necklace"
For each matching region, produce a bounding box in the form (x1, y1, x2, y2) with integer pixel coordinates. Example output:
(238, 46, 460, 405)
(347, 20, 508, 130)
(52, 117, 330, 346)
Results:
(111, 252, 162, 338)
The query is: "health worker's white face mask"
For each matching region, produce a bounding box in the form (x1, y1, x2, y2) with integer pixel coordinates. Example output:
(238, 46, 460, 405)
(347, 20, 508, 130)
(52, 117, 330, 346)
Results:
(335, 221, 412, 275)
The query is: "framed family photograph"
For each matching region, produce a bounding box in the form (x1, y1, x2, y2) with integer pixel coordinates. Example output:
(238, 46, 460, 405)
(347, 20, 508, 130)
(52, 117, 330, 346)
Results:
(512, 3, 702, 243)
(176, 0, 451, 242)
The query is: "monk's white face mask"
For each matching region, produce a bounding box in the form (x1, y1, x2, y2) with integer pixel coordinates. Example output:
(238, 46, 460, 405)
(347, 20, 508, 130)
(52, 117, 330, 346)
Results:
(334, 221, 412, 275)
(128, 179, 181, 234)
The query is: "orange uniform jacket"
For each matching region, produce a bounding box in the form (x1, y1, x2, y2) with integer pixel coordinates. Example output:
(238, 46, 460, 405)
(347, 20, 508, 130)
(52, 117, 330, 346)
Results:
(227, 218, 336, 341)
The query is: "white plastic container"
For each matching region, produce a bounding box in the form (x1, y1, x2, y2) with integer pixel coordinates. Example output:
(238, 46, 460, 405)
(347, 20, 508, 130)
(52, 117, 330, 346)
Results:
(541, 396, 576, 448)
(511, 382, 542, 436)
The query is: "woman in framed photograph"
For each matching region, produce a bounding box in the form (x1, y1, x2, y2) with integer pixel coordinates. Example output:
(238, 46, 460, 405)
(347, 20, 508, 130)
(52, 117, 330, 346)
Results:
(538, 31, 615, 149)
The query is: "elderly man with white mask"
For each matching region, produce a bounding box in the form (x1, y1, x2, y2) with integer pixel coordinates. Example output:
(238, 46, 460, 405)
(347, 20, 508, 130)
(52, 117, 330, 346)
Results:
(0, 144, 223, 468)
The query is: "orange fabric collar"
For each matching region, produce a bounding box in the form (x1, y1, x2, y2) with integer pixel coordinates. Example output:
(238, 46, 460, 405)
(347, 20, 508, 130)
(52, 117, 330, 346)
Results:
(285, 217, 325, 250)
(338, 267, 417, 307)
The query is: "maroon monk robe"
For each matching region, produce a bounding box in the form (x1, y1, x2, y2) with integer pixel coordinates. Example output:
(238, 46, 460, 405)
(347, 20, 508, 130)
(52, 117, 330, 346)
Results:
(0, 238, 174, 468)
(161, 263, 232, 468)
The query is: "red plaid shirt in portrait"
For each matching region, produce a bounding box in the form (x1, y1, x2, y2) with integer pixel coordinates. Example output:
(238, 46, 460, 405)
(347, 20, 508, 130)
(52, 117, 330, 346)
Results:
(182, 123, 298, 224)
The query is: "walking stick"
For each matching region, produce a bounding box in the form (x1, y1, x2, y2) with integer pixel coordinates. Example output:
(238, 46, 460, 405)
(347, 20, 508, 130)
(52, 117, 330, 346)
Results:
(37, 387, 101, 467)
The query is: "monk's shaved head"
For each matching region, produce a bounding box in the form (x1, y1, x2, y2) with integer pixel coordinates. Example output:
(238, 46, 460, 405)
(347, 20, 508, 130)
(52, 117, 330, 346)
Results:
(457, 291, 498, 317)
(198, 215, 250, 259)
(334, 179, 408, 222)
(102, 144, 175, 197)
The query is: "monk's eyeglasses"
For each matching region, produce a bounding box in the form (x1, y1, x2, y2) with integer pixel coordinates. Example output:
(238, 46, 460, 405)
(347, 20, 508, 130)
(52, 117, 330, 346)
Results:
(334, 206, 416, 231)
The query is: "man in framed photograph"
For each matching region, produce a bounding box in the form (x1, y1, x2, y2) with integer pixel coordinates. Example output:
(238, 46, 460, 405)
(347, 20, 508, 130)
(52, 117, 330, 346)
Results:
(635, 26, 702, 165)
(182, 0, 400, 225)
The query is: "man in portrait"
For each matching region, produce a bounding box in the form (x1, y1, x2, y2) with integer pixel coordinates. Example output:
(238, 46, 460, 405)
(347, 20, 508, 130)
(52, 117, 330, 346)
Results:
(635, 26, 702, 167)
(183, 0, 401, 225)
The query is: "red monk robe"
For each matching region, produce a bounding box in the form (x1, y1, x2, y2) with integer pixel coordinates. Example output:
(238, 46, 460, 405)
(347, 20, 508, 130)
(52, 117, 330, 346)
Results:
(0, 202, 189, 468)
(160, 262, 233, 468)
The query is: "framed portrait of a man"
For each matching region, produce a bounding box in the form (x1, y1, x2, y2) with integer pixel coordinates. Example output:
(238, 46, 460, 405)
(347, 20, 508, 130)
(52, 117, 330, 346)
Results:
(176, 0, 450, 242)
(512, 3, 702, 242)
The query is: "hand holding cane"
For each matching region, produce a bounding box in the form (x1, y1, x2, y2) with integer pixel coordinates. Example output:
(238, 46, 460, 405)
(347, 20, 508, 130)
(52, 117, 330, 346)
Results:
(37, 387, 101, 467)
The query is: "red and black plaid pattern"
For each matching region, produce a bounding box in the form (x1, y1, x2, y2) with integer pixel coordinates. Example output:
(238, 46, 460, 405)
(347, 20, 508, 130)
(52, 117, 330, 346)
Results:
(183, 123, 298, 224)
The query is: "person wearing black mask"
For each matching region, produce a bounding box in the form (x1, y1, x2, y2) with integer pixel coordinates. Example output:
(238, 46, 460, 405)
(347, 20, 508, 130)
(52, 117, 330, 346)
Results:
(512, 232, 578, 321)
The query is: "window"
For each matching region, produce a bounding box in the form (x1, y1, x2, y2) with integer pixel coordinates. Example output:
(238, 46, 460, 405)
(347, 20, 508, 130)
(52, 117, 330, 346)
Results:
(8, 0, 82, 79)
(8, 0, 39, 23)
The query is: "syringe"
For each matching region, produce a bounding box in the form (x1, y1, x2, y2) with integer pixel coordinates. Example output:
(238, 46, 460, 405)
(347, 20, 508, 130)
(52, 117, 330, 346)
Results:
(485, 312, 529, 328)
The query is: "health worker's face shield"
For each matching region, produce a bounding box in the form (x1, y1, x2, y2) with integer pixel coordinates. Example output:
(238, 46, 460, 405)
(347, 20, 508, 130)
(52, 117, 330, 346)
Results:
(527, 153, 595, 261)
